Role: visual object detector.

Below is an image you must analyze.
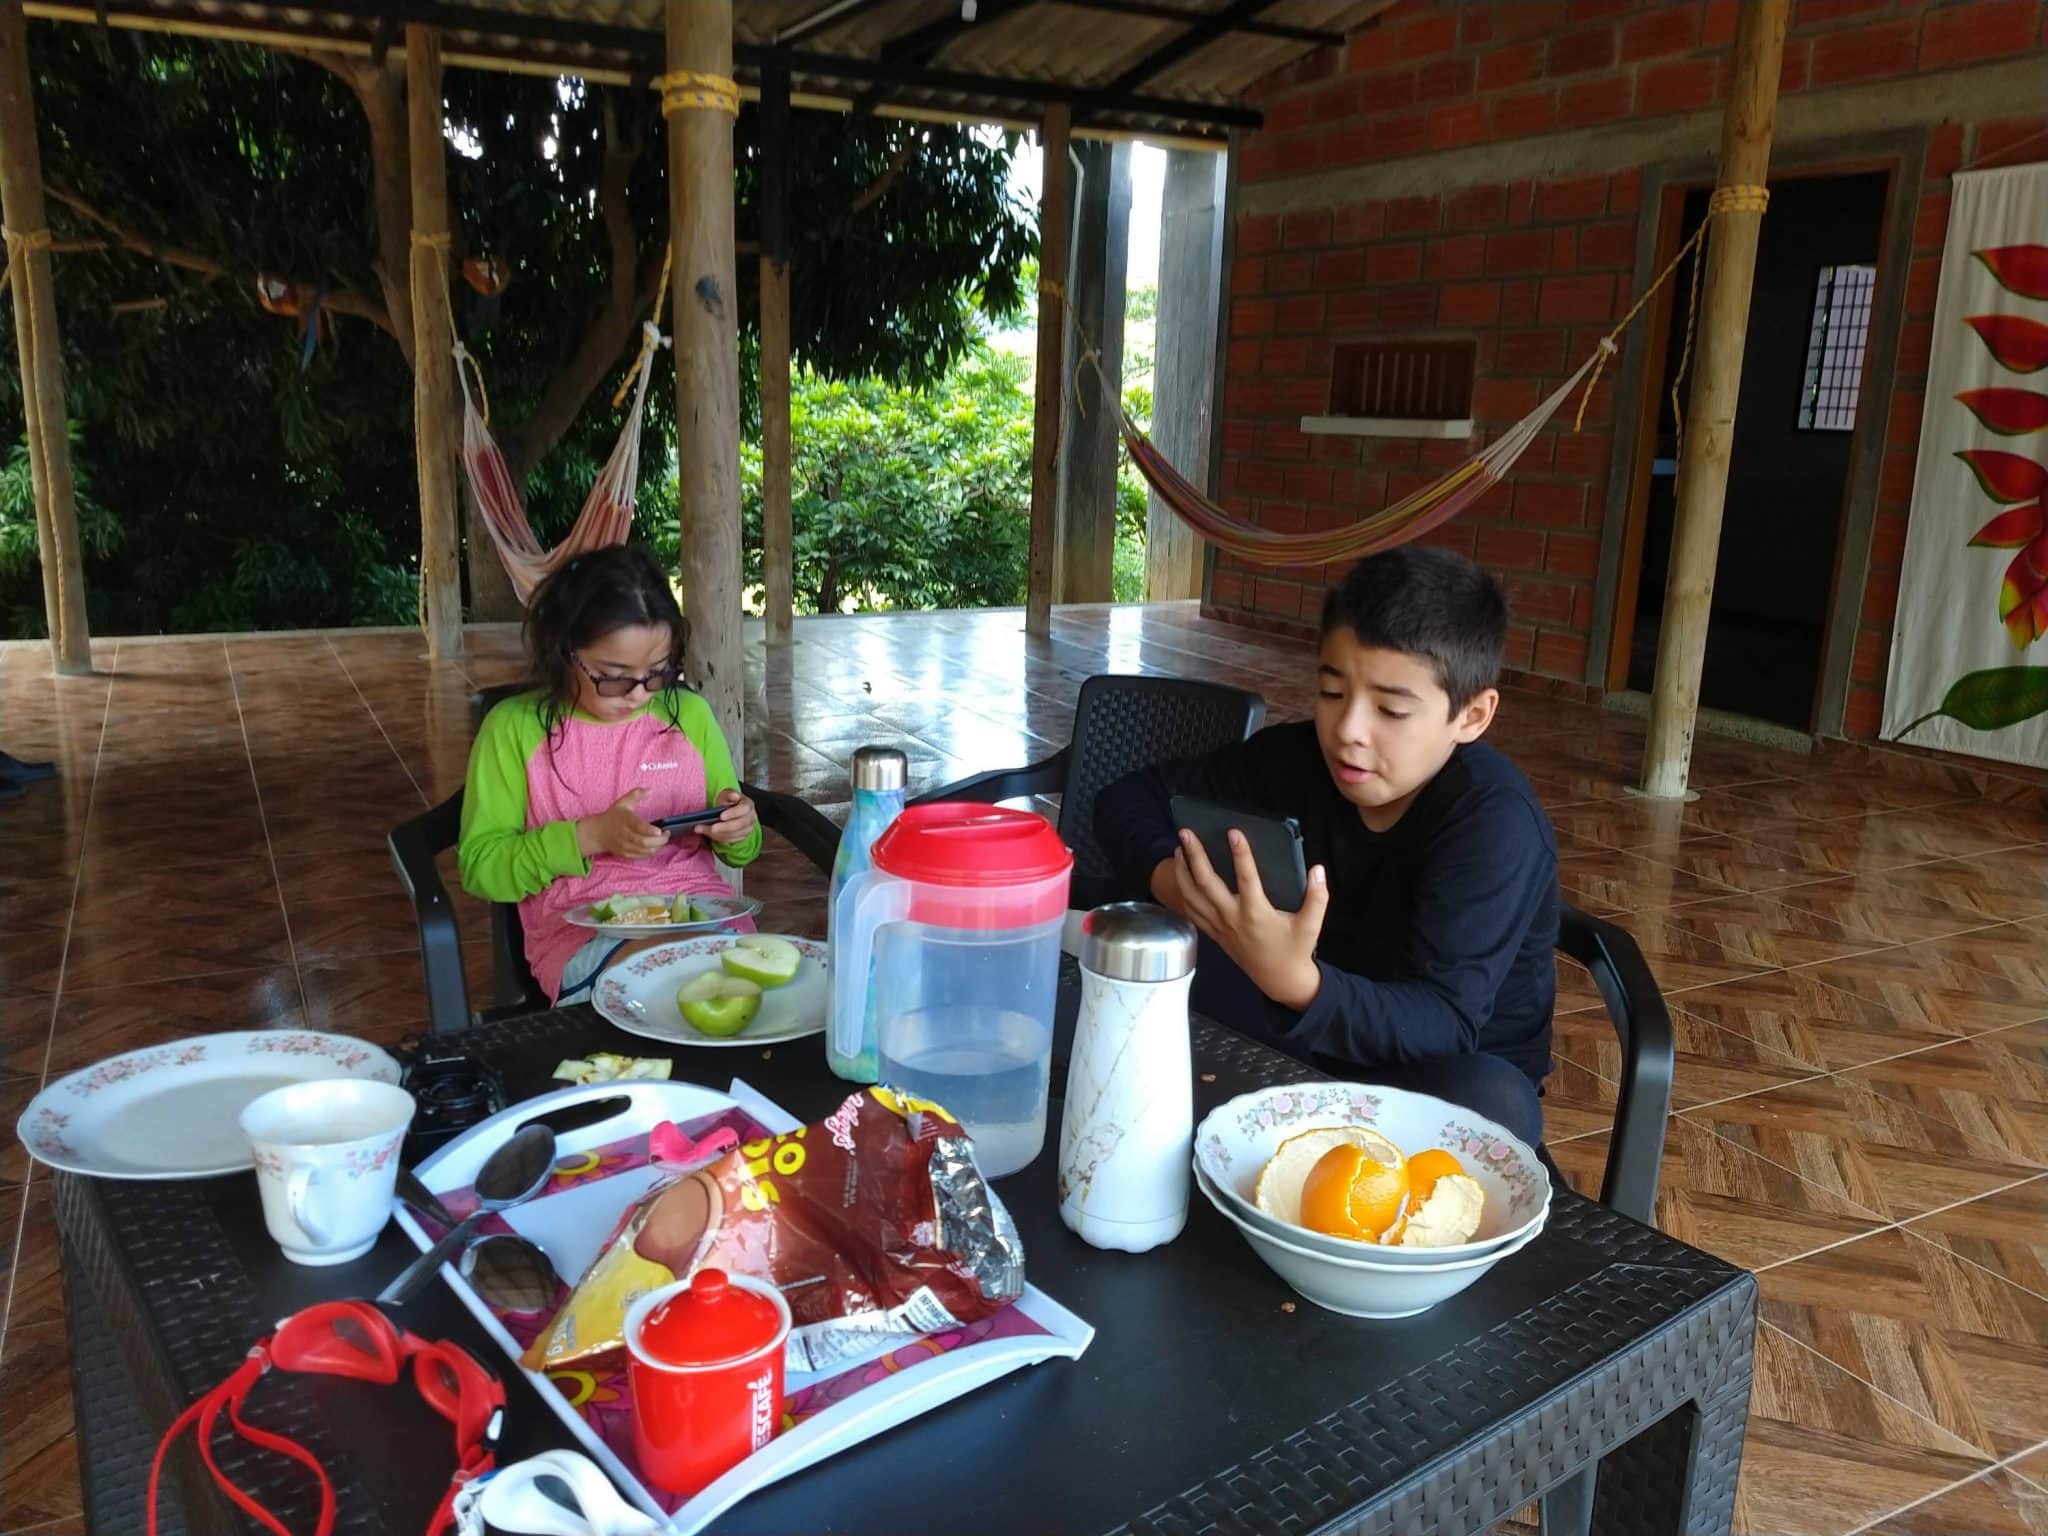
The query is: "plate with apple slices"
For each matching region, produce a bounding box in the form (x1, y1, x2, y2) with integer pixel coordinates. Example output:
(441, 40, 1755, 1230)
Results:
(589, 934, 828, 1048)
(565, 891, 763, 939)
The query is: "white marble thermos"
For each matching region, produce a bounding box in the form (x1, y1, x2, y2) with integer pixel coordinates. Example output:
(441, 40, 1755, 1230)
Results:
(1057, 903, 1199, 1253)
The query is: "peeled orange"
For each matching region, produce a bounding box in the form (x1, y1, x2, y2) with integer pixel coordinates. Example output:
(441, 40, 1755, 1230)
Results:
(1405, 1148, 1466, 1202)
(1297, 1143, 1410, 1242)
(1254, 1126, 1402, 1227)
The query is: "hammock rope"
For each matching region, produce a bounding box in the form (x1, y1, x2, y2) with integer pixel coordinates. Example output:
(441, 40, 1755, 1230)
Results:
(1112, 187, 1760, 570)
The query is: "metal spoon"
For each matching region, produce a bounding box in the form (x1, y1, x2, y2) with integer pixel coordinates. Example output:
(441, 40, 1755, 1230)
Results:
(378, 1124, 556, 1305)
(396, 1166, 456, 1229)
(461, 1231, 560, 1314)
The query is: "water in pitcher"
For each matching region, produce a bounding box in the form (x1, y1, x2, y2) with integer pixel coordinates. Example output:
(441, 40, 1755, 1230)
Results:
(877, 1005, 1051, 1178)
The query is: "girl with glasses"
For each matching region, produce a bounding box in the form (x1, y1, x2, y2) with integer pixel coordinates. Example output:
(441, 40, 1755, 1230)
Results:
(458, 545, 760, 1003)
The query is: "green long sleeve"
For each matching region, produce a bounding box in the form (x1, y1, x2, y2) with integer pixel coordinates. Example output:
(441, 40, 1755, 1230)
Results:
(458, 694, 590, 903)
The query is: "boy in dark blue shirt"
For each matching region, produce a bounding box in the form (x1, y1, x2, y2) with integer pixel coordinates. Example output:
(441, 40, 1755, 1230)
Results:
(1095, 547, 1558, 1143)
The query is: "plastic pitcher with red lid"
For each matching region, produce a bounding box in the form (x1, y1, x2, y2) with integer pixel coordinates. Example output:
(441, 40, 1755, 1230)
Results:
(829, 804, 1073, 1178)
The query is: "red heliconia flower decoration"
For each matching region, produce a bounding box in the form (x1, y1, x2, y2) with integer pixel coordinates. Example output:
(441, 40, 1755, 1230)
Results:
(1975, 245, 2048, 302)
(1959, 449, 2048, 648)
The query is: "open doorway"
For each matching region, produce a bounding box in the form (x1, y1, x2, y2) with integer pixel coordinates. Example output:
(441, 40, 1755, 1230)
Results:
(1613, 170, 1891, 731)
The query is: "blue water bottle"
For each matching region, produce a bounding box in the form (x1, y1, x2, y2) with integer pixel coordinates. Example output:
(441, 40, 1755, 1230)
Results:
(827, 745, 907, 1082)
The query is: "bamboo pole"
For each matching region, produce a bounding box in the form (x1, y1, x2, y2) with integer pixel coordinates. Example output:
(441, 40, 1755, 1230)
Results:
(666, 2, 745, 759)
(0, 0, 90, 673)
(407, 24, 465, 661)
(759, 62, 794, 645)
(1638, 0, 1788, 798)
(1026, 104, 1073, 638)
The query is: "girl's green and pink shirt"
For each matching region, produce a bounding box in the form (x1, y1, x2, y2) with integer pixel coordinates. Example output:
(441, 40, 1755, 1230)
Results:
(458, 689, 760, 1000)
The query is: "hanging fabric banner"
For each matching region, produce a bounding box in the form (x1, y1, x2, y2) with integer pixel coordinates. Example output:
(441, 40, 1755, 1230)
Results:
(1881, 163, 2048, 768)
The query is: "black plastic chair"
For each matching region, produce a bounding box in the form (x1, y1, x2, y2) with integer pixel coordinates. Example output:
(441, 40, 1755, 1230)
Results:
(912, 673, 1267, 911)
(389, 780, 841, 1037)
(1539, 905, 1675, 1536)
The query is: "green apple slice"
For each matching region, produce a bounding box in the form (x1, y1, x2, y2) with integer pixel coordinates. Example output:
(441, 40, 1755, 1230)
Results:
(676, 972, 762, 1038)
(720, 934, 802, 989)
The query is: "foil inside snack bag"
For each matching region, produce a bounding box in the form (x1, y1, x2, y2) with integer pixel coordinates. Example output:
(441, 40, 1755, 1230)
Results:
(523, 1087, 1025, 1375)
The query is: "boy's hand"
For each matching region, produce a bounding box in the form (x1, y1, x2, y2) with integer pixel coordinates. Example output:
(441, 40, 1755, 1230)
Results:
(703, 788, 758, 845)
(577, 788, 667, 861)
(1173, 827, 1330, 1012)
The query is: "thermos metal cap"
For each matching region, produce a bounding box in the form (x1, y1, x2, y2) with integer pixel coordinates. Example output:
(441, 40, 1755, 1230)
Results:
(850, 746, 908, 792)
(1079, 902, 1197, 983)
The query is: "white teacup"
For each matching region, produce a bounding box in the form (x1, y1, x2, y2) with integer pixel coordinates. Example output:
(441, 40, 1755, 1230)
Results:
(240, 1079, 416, 1266)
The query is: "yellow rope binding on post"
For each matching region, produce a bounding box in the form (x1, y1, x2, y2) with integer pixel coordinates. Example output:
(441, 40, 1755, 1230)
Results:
(653, 71, 740, 118)
(4, 223, 76, 659)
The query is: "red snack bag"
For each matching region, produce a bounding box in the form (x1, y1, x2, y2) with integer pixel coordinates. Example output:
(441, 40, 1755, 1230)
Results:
(523, 1088, 1024, 1374)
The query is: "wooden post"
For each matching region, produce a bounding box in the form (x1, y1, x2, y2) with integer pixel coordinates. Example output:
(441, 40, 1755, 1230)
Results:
(0, 0, 90, 673)
(1638, 0, 1788, 798)
(1025, 105, 1073, 638)
(758, 63, 795, 645)
(1055, 139, 1130, 606)
(1147, 148, 1225, 602)
(407, 24, 465, 661)
(666, 2, 745, 759)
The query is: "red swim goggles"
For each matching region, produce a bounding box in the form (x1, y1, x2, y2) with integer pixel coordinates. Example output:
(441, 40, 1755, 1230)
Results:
(149, 1300, 506, 1536)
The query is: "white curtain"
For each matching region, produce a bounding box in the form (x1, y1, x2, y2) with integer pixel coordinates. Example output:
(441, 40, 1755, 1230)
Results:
(1881, 163, 2048, 769)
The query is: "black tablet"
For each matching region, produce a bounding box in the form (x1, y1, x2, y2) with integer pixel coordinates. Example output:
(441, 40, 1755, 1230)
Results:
(1170, 794, 1309, 912)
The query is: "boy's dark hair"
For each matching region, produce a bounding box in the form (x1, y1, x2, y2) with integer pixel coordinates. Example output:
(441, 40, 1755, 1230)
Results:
(522, 543, 691, 742)
(1318, 546, 1508, 712)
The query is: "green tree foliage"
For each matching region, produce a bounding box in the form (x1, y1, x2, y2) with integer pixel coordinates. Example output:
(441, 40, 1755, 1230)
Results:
(699, 345, 1151, 615)
(0, 24, 1031, 636)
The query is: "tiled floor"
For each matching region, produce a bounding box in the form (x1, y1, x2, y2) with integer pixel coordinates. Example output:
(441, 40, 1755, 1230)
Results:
(2, 602, 2045, 1536)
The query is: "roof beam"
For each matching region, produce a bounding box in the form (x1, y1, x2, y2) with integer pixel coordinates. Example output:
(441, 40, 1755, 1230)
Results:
(849, 0, 1036, 118)
(1049, 0, 1341, 47)
(774, 0, 891, 48)
(740, 41, 1259, 131)
(1103, 0, 1283, 95)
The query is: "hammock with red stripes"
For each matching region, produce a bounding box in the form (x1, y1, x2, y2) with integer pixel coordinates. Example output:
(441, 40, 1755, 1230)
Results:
(1121, 346, 1607, 569)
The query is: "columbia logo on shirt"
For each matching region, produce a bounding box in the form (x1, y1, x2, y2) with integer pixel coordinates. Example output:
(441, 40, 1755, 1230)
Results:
(640, 761, 679, 772)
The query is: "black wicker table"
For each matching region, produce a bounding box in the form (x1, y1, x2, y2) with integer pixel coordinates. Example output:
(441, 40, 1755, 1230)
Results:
(55, 1003, 1754, 1536)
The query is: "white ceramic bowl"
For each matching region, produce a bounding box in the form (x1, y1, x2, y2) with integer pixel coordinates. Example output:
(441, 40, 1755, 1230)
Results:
(1193, 1082, 1551, 1265)
(1195, 1163, 1543, 1318)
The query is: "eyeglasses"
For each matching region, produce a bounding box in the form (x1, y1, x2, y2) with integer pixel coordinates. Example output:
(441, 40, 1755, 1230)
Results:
(572, 656, 677, 699)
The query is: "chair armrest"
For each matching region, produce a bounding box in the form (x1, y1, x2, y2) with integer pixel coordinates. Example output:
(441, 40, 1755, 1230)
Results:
(1557, 904, 1674, 1226)
(387, 794, 474, 1037)
(911, 748, 1071, 811)
(745, 783, 842, 875)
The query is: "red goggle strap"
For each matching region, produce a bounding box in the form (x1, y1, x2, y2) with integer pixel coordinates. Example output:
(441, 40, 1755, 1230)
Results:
(149, 1350, 337, 1536)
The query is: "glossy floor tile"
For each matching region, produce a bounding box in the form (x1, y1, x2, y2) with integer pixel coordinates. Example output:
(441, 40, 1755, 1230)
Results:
(2, 607, 2046, 1536)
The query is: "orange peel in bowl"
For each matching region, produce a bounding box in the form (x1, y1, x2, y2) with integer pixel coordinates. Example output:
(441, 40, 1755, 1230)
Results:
(1253, 1126, 1403, 1228)
(1394, 1172, 1486, 1248)
(1297, 1144, 1411, 1243)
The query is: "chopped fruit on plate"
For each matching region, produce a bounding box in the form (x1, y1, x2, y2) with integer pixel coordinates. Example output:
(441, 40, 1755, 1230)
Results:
(553, 1053, 674, 1085)
(720, 934, 802, 988)
(676, 972, 762, 1037)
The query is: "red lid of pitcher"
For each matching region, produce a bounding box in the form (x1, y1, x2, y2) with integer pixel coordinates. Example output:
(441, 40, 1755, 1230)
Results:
(638, 1270, 782, 1368)
(872, 804, 1073, 886)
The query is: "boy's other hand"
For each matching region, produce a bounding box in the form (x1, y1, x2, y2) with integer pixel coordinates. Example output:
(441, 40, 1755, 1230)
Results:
(577, 788, 667, 861)
(703, 788, 758, 845)
(1174, 827, 1329, 1012)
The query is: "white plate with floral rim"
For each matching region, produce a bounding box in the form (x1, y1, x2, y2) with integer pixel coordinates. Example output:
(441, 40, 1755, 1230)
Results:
(1193, 1082, 1551, 1265)
(16, 1030, 402, 1180)
(591, 935, 830, 1048)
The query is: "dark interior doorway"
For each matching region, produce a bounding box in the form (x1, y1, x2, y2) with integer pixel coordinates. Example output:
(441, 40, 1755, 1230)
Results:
(1622, 171, 1890, 730)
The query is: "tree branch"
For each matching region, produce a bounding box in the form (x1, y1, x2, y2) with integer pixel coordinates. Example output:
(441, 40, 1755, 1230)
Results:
(814, 137, 917, 246)
(500, 93, 658, 479)
(44, 184, 396, 334)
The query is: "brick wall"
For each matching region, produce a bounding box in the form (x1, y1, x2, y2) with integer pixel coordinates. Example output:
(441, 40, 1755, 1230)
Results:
(1209, 0, 2048, 737)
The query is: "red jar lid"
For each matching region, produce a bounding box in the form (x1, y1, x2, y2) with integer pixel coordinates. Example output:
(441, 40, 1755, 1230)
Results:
(872, 804, 1073, 886)
(638, 1270, 782, 1369)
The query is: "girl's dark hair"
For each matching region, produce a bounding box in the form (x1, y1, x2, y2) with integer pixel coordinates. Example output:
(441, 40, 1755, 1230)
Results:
(522, 544, 691, 740)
